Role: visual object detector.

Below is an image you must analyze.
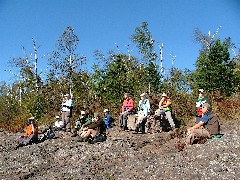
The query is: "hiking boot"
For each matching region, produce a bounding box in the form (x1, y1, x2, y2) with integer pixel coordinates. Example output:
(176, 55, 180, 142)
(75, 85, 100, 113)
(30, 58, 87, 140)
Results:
(76, 136, 84, 142)
(88, 138, 95, 144)
(71, 132, 78, 137)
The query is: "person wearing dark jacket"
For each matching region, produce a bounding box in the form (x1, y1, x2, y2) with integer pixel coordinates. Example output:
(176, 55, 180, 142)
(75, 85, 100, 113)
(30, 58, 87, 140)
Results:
(79, 113, 106, 141)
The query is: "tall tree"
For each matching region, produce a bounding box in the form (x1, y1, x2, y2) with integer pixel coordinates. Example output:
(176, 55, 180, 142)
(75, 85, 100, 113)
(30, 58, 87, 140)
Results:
(194, 38, 237, 96)
(131, 22, 157, 62)
(48, 26, 85, 96)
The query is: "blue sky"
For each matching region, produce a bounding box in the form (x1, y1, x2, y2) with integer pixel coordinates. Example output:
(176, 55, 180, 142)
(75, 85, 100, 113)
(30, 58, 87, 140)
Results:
(0, 0, 239, 84)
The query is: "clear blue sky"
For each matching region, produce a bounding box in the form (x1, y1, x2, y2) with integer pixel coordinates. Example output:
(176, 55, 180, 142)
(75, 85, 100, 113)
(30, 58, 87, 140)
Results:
(0, 0, 239, 84)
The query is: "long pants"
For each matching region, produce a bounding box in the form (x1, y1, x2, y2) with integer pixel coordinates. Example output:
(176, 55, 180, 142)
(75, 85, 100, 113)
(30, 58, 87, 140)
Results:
(186, 128, 210, 144)
(165, 111, 175, 129)
(18, 134, 38, 145)
(119, 111, 131, 129)
(135, 112, 147, 133)
(62, 111, 71, 131)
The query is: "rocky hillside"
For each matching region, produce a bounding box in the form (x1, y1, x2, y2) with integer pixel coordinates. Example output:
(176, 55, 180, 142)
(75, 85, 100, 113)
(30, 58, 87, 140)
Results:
(0, 120, 240, 180)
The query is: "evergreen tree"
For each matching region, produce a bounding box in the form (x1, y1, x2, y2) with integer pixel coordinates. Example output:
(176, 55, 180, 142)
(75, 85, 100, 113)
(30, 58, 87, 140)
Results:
(194, 38, 237, 96)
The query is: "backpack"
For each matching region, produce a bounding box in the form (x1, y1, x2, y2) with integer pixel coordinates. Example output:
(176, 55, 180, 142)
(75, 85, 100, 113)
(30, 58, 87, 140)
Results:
(39, 127, 55, 142)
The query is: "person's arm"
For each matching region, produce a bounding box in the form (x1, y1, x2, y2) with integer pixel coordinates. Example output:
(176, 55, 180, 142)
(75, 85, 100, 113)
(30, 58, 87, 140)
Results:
(188, 121, 204, 133)
(88, 121, 101, 129)
(128, 99, 134, 112)
(146, 99, 151, 115)
(159, 98, 164, 108)
(121, 100, 126, 113)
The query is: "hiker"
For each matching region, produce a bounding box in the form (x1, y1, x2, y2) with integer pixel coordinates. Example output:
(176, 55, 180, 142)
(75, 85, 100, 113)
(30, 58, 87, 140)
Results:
(78, 113, 106, 143)
(103, 109, 114, 130)
(194, 89, 211, 123)
(75, 111, 87, 130)
(134, 93, 150, 133)
(119, 93, 135, 130)
(185, 103, 220, 145)
(17, 117, 38, 146)
(156, 93, 176, 130)
(53, 115, 64, 131)
(61, 94, 73, 132)
(72, 111, 92, 137)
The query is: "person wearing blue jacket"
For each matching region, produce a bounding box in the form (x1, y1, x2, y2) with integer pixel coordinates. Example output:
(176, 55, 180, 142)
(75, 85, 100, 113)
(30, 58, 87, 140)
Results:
(103, 109, 114, 130)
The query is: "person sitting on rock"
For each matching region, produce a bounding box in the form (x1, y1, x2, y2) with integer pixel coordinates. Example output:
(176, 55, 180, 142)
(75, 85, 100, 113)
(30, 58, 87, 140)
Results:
(185, 103, 220, 145)
(53, 115, 64, 131)
(134, 93, 150, 134)
(155, 93, 176, 130)
(17, 117, 38, 146)
(72, 111, 93, 137)
(194, 89, 211, 123)
(78, 113, 106, 143)
(103, 109, 114, 130)
(119, 93, 135, 130)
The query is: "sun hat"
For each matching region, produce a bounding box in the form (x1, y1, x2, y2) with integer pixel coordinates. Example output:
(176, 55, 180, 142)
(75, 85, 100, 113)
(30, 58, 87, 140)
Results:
(64, 94, 69, 97)
(140, 93, 147, 97)
(104, 109, 109, 113)
(198, 89, 204, 93)
(202, 103, 210, 109)
(161, 93, 167, 97)
(94, 113, 100, 118)
(55, 116, 60, 119)
(81, 111, 86, 115)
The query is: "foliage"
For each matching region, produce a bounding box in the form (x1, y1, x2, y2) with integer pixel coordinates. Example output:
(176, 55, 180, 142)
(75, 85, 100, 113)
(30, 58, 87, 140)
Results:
(194, 38, 238, 96)
(131, 22, 157, 61)
(1, 24, 240, 132)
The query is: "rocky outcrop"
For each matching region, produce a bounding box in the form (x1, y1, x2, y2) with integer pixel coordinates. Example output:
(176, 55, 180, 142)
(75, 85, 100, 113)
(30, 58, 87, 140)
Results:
(0, 121, 239, 179)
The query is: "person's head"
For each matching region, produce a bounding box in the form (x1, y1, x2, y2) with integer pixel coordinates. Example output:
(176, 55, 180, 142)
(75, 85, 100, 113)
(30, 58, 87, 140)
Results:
(161, 93, 168, 99)
(124, 93, 130, 99)
(63, 94, 70, 100)
(104, 109, 109, 114)
(80, 111, 86, 118)
(27, 117, 35, 125)
(140, 93, 147, 100)
(198, 89, 204, 98)
(55, 116, 60, 121)
(93, 113, 101, 121)
(201, 103, 211, 114)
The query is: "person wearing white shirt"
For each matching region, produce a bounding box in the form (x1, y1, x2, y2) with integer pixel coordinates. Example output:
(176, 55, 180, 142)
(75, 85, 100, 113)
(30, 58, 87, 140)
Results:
(61, 94, 73, 132)
(54, 116, 64, 130)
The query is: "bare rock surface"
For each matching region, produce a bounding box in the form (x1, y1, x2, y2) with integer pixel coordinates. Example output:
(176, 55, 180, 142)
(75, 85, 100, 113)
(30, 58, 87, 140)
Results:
(0, 121, 239, 180)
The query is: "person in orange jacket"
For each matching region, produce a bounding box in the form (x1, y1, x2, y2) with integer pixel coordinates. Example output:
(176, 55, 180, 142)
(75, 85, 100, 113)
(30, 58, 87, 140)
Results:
(17, 117, 38, 146)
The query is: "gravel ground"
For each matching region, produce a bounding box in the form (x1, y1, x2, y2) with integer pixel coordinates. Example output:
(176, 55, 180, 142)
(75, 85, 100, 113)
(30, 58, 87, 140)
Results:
(0, 120, 239, 180)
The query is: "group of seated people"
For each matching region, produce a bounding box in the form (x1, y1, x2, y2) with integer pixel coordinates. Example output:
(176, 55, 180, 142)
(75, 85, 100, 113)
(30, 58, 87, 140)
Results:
(118, 90, 221, 146)
(70, 109, 114, 143)
(119, 92, 176, 134)
(16, 89, 221, 147)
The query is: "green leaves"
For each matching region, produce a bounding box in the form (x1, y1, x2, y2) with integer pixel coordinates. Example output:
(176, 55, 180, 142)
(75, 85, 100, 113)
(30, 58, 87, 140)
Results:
(194, 38, 237, 96)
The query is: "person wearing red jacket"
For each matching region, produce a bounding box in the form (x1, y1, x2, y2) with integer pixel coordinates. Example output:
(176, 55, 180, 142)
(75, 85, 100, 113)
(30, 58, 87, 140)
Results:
(119, 93, 135, 130)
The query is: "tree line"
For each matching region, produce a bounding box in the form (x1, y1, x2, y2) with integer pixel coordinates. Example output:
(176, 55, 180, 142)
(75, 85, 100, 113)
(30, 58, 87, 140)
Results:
(0, 22, 239, 131)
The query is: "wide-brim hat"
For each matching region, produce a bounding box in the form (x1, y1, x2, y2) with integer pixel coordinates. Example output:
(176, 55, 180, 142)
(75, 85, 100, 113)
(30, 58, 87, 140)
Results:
(81, 111, 86, 115)
(198, 89, 204, 93)
(104, 109, 109, 113)
(94, 113, 100, 118)
(202, 103, 210, 109)
(140, 93, 147, 97)
(161, 93, 167, 97)
(64, 94, 69, 97)
(55, 116, 60, 119)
